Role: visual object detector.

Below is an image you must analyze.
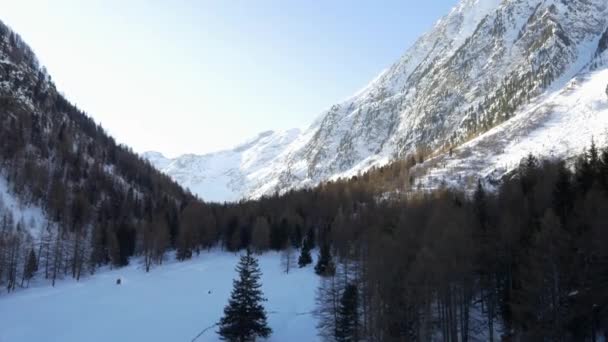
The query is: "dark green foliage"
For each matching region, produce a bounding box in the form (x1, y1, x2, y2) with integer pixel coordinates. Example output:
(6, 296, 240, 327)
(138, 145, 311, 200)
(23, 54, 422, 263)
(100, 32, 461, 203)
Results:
(23, 248, 37, 286)
(217, 249, 271, 341)
(576, 151, 594, 194)
(305, 228, 316, 250)
(269, 219, 289, 251)
(314, 243, 335, 276)
(335, 284, 359, 342)
(473, 179, 487, 231)
(290, 224, 303, 249)
(298, 241, 313, 268)
(553, 161, 573, 225)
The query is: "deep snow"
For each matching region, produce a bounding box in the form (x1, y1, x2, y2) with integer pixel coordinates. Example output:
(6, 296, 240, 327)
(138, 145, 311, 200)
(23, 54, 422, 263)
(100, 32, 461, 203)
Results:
(0, 250, 320, 342)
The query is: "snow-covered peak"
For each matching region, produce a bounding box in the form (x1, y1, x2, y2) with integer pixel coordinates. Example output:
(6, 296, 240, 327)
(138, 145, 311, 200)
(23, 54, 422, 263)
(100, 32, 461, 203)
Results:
(142, 151, 171, 170)
(143, 129, 300, 202)
(147, 0, 608, 202)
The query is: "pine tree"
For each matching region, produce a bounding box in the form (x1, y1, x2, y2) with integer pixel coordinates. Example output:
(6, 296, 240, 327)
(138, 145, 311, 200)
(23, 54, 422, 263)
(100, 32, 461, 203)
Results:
(575, 151, 594, 194)
(315, 243, 335, 276)
(218, 249, 271, 341)
(473, 179, 487, 232)
(298, 240, 313, 268)
(589, 138, 600, 173)
(305, 228, 316, 250)
(335, 284, 359, 342)
(23, 248, 38, 287)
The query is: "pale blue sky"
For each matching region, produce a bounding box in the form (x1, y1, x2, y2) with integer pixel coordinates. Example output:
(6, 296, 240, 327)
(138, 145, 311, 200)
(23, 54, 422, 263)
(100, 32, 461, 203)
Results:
(2, 0, 457, 157)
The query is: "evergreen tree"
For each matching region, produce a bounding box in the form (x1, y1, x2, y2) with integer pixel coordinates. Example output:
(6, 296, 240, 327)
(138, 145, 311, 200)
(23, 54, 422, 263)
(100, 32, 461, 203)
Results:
(553, 161, 573, 225)
(315, 243, 335, 276)
(599, 146, 608, 192)
(23, 248, 38, 286)
(298, 240, 313, 268)
(520, 153, 539, 195)
(218, 249, 271, 341)
(575, 151, 594, 194)
(290, 224, 303, 249)
(305, 228, 316, 250)
(473, 179, 487, 232)
(335, 284, 359, 342)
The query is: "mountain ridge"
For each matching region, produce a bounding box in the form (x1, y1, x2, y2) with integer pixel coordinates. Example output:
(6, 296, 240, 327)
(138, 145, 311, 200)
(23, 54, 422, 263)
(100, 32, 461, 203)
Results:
(146, 0, 608, 202)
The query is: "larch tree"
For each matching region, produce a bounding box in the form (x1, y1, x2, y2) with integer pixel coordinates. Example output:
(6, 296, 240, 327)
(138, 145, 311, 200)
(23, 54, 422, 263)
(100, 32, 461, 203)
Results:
(281, 243, 295, 274)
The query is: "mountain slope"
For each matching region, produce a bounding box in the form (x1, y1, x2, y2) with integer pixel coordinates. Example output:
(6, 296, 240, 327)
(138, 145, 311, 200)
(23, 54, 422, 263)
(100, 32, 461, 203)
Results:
(415, 66, 608, 191)
(143, 129, 300, 202)
(0, 19, 193, 288)
(146, 0, 608, 202)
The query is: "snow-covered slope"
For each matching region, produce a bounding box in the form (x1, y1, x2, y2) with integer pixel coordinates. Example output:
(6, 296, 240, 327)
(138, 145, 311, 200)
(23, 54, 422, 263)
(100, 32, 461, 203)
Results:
(0, 250, 319, 342)
(148, 0, 608, 201)
(0, 175, 46, 239)
(415, 66, 608, 191)
(144, 129, 300, 202)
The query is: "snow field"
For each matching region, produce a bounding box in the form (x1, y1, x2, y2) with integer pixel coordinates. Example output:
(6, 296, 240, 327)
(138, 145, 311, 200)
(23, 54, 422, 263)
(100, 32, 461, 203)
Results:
(0, 250, 320, 342)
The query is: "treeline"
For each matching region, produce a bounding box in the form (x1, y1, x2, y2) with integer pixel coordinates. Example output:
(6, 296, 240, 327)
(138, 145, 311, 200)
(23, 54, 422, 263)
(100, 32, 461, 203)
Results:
(311, 142, 608, 341)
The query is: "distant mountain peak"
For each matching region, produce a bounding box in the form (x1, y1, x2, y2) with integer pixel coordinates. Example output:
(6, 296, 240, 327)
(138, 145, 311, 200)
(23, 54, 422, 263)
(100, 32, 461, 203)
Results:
(144, 129, 301, 202)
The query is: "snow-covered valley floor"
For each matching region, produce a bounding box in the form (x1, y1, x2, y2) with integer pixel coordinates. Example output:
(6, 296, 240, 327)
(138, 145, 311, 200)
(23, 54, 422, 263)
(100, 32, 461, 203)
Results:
(0, 250, 319, 342)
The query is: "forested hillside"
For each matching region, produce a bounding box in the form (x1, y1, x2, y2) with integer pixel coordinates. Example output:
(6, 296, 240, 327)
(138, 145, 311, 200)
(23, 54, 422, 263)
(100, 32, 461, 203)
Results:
(0, 20, 193, 289)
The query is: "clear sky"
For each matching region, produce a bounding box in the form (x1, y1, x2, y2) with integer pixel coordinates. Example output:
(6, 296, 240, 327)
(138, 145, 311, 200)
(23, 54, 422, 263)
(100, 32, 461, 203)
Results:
(1, 0, 457, 157)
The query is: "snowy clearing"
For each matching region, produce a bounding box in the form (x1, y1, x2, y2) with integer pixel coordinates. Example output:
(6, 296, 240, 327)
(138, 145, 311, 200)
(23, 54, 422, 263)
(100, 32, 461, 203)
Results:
(0, 250, 320, 342)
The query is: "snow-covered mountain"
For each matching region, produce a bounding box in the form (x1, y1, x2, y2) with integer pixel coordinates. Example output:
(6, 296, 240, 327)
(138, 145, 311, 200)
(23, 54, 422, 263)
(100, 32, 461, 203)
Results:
(143, 129, 300, 202)
(147, 0, 608, 201)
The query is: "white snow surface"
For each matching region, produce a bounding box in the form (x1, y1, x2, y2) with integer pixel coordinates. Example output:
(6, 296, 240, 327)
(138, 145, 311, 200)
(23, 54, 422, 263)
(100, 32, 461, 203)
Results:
(0, 250, 320, 342)
(0, 173, 46, 239)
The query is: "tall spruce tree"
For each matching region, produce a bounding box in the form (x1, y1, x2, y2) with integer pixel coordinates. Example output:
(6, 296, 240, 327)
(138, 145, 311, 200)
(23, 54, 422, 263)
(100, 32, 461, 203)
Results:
(553, 161, 573, 225)
(298, 240, 313, 268)
(335, 283, 359, 342)
(218, 249, 271, 341)
(315, 243, 335, 276)
(23, 248, 38, 287)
